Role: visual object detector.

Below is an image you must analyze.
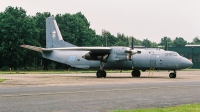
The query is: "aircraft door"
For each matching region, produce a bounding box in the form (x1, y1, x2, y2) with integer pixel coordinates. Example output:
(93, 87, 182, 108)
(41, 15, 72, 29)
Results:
(150, 54, 162, 68)
(150, 54, 156, 68)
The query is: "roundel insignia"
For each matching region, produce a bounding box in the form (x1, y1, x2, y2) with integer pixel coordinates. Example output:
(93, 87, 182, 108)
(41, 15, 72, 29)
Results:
(69, 56, 76, 62)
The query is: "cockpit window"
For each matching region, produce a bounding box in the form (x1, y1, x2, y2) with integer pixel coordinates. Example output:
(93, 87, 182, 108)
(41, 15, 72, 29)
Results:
(165, 52, 179, 56)
(173, 52, 180, 56)
(173, 52, 177, 56)
(165, 53, 172, 56)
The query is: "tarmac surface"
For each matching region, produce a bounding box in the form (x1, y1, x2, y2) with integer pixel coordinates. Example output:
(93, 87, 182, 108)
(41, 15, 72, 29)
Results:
(0, 71, 200, 112)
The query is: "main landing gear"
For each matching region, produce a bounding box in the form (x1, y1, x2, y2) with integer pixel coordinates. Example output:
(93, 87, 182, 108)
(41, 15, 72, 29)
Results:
(132, 70, 141, 77)
(96, 62, 107, 78)
(96, 70, 106, 78)
(169, 70, 176, 78)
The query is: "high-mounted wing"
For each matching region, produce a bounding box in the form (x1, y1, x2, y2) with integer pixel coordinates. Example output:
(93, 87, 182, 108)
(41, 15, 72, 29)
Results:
(42, 47, 111, 53)
(20, 44, 111, 61)
(20, 44, 111, 53)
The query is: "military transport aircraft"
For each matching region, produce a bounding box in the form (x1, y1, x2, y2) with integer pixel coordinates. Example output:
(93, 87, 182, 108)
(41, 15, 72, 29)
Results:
(21, 17, 193, 78)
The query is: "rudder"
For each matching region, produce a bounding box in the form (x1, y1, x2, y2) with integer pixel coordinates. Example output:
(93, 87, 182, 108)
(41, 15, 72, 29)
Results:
(46, 17, 76, 48)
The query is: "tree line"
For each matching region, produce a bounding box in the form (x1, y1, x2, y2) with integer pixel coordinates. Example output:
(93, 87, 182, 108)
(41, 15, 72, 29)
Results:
(0, 6, 199, 70)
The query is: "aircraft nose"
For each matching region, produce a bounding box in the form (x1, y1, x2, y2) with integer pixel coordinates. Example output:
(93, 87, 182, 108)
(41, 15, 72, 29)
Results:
(180, 57, 193, 69)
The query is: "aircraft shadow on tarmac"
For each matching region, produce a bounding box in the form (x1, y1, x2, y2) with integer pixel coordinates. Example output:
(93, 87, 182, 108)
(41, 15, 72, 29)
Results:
(67, 76, 172, 79)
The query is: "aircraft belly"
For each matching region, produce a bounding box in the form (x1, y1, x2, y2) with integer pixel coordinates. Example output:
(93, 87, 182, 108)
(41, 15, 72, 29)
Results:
(104, 61, 132, 69)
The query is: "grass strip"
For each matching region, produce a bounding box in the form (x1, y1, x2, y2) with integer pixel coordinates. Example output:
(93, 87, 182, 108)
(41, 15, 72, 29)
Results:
(114, 103, 200, 112)
(0, 79, 6, 82)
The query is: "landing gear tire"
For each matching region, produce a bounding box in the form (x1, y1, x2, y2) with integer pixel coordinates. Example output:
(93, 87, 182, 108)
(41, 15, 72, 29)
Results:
(96, 70, 106, 78)
(132, 70, 141, 77)
(169, 73, 176, 78)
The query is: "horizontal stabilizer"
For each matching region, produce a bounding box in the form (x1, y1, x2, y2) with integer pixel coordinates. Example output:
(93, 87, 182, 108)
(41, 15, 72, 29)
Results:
(20, 44, 43, 52)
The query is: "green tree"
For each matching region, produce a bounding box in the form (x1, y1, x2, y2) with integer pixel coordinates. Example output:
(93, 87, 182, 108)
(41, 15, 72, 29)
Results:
(101, 30, 116, 46)
(114, 33, 128, 46)
(34, 12, 51, 47)
(55, 12, 97, 46)
(128, 36, 142, 47)
(142, 39, 152, 48)
(191, 36, 200, 44)
(0, 6, 39, 70)
(141, 39, 158, 48)
(151, 42, 158, 48)
(159, 37, 173, 47)
(90, 34, 102, 46)
(172, 37, 187, 47)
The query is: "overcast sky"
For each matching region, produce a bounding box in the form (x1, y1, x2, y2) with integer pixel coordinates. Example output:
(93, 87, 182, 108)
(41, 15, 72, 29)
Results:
(1, 0, 200, 43)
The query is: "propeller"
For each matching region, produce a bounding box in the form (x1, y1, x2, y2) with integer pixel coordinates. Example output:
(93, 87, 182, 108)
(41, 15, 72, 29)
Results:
(131, 37, 134, 49)
(124, 37, 141, 60)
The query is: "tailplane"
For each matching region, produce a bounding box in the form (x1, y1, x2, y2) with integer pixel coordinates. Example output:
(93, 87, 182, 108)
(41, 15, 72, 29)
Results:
(46, 17, 76, 48)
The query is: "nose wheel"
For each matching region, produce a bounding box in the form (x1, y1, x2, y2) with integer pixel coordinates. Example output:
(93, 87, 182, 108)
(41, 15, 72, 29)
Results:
(169, 71, 176, 78)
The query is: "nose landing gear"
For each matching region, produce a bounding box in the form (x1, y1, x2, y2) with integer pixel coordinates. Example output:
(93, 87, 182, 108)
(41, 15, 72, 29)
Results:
(169, 70, 176, 78)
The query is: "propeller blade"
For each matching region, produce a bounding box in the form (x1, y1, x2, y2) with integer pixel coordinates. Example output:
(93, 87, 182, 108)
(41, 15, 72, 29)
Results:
(131, 37, 134, 49)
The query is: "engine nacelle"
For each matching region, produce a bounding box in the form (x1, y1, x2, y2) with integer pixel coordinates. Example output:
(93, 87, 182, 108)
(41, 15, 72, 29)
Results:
(107, 47, 141, 62)
(82, 47, 141, 62)
(106, 47, 131, 62)
(124, 49, 138, 55)
(82, 52, 109, 62)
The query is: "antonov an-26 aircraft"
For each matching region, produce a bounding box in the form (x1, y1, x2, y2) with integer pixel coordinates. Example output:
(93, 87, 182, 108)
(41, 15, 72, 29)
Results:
(21, 17, 193, 78)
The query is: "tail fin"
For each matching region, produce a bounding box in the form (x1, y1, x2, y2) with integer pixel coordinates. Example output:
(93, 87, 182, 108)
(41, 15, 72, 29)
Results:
(46, 17, 76, 48)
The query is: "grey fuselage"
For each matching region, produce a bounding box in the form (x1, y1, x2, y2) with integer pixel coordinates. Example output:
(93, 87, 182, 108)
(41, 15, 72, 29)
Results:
(42, 46, 192, 71)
